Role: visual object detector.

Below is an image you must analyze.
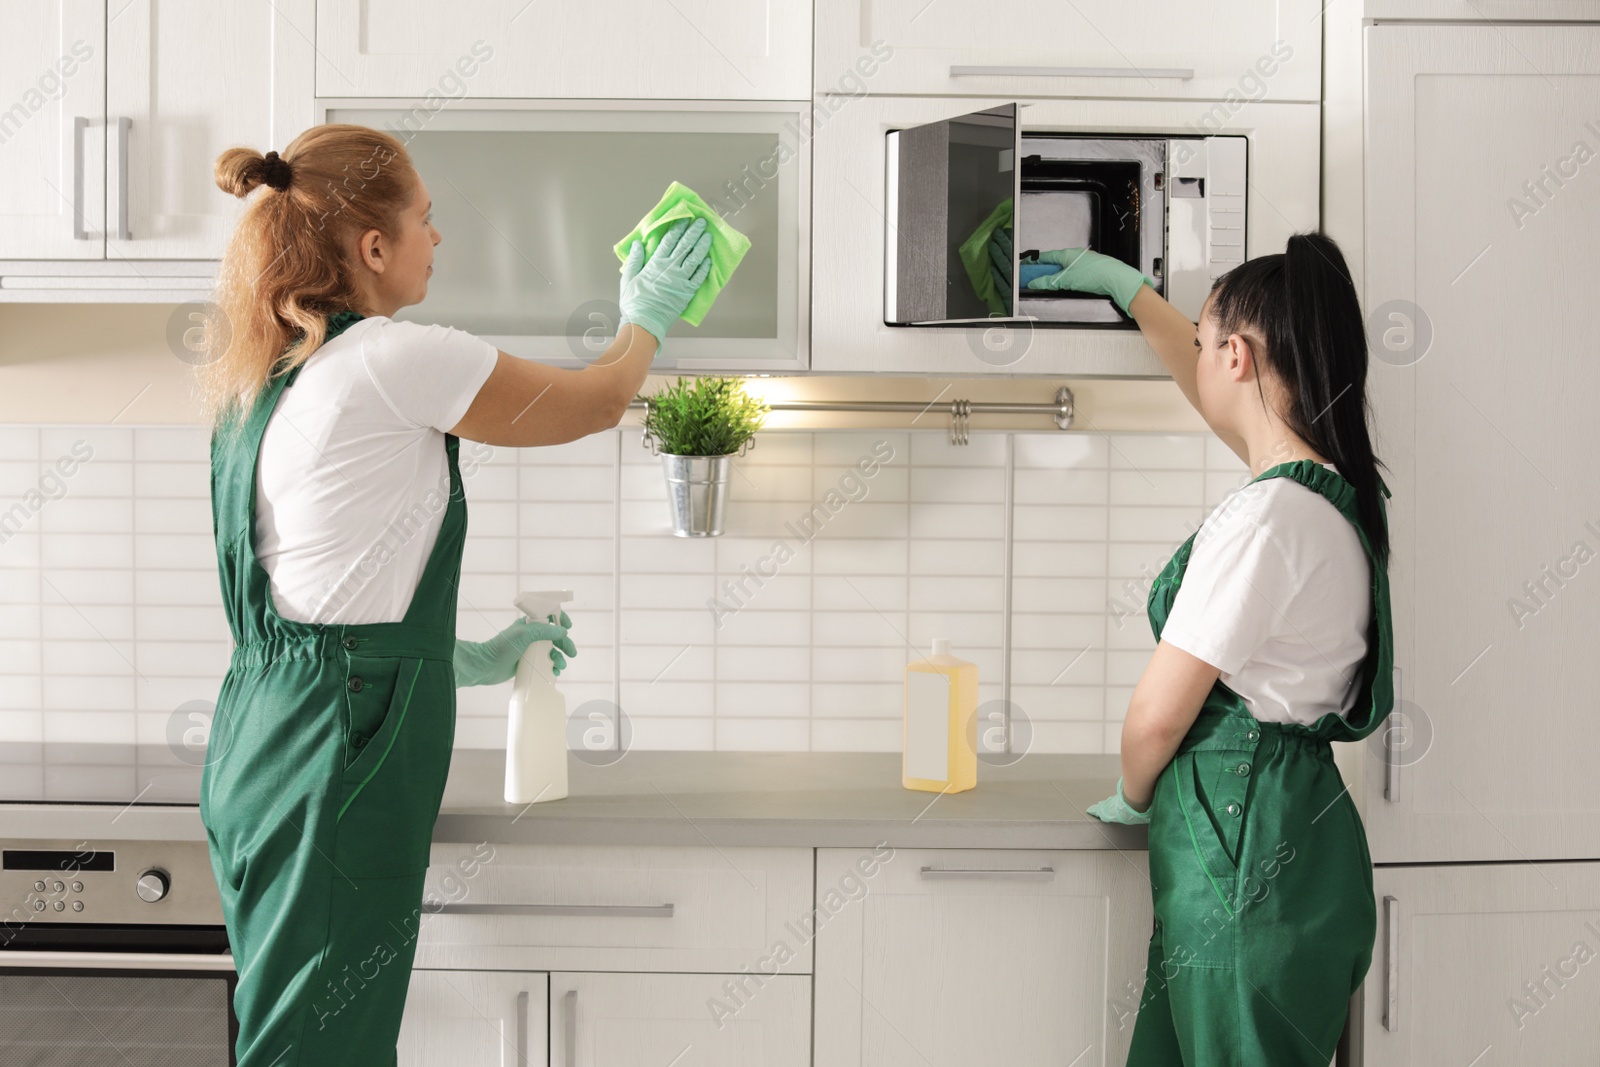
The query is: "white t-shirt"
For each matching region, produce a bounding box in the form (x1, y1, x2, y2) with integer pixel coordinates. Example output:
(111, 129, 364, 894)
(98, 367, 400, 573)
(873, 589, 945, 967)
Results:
(1159, 464, 1373, 726)
(254, 316, 498, 624)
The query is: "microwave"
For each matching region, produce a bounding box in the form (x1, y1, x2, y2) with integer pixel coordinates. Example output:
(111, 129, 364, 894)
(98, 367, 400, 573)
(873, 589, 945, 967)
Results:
(323, 100, 809, 372)
(884, 103, 1245, 328)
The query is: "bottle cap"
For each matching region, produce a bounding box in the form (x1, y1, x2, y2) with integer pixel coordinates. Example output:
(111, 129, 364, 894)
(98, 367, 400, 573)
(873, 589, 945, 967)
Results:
(515, 589, 574, 621)
(931, 638, 951, 658)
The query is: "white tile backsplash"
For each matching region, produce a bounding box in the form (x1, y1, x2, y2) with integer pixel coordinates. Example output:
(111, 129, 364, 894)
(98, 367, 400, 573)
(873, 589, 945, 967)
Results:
(0, 426, 1243, 755)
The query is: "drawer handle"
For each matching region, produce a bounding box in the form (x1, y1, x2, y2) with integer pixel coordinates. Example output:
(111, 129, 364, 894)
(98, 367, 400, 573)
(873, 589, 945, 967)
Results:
(949, 64, 1194, 80)
(1383, 894, 1399, 1032)
(112, 116, 131, 241)
(919, 866, 1055, 879)
(70, 116, 87, 240)
(432, 902, 674, 917)
(564, 989, 577, 1067)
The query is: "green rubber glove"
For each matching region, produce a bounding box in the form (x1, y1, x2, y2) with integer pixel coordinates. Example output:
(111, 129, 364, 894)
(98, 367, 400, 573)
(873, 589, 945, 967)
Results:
(987, 225, 1013, 296)
(1024, 247, 1157, 315)
(452, 612, 577, 688)
(618, 216, 714, 347)
(1086, 775, 1153, 825)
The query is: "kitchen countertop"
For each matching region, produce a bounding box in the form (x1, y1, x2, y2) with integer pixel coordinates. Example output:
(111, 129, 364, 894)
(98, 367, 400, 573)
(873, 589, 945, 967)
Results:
(0, 748, 1148, 851)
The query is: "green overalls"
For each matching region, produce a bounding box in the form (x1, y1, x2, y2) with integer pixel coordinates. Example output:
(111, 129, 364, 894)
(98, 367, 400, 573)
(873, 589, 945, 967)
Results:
(201, 311, 460, 1066)
(1125, 460, 1394, 1067)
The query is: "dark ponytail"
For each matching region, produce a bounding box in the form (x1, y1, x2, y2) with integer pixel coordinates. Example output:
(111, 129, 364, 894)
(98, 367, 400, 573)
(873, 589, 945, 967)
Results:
(1206, 231, 1391, 563)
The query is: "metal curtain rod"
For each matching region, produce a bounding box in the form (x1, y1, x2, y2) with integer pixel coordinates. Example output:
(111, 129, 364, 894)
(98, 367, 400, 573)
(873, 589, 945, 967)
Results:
(630, 386, 1075, 445)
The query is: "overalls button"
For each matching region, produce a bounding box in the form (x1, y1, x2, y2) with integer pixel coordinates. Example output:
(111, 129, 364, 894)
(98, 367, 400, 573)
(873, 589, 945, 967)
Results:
(1246, 730, 1258, 742)
(1235, 761, 1251, 776)
(351, 735, 368, 748)
(347, 676, 363, 693)
(1226, 802, 1242, 817)
(342, 636, 359, 650)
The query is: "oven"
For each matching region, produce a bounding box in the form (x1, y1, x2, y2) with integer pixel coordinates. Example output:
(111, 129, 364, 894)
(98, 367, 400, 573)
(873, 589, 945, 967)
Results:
(884, 102, 1245, 327)
(1, 747, 236, 1067)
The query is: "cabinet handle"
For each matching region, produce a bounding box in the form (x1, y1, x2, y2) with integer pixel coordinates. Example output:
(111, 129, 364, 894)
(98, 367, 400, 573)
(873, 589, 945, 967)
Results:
(70, 116, 87, 240)
(949, 64, 1194, 80)
(1384, 667, 1402, 802)
(919, 865, 1054, 879)
(563, 989, 577, 1067)
(432, 902, 673, 917)
(111, 116, 131, 241)
(515, 990, 529, 1067)
(1382, 894, 1399, 1032)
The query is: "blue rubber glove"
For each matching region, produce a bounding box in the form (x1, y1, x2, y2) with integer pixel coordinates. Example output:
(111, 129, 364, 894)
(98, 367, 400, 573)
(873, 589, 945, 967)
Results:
(618, 216, 714, 347)
(452, 612, 577, 688)
(1087, 776, 1153, 825)
(1024, 247, 1157, 315)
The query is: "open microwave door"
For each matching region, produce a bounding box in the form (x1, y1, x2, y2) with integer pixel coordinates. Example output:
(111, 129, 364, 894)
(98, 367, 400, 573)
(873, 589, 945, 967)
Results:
(885, 103, 1022, 326)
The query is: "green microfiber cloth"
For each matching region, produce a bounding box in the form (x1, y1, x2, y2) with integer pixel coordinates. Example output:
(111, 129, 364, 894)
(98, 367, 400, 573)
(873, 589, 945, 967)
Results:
(612, 181, 751, 328)
(957, 197, 1013, 317)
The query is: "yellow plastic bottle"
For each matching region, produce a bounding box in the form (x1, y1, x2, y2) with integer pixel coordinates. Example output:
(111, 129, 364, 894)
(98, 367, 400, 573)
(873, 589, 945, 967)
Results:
(902, 638, 979, 793)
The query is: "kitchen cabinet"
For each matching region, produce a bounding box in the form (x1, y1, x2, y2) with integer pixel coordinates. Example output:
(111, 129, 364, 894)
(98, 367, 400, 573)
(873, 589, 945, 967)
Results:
(813, 847, 1152, 1066)
(809, 93, 1319, 377)
(550, 971, 810, 1067)
(412, 843, 815, 973)
(816, 0, 1321, 103)
(1362, 23, 1600, 862)
(1358, 863, 1600, 1065)
(399, 970, 549, 1067)
(0, 0, 314, 284)
(316, 0, 813, 101)
(0, 0, 104, 260)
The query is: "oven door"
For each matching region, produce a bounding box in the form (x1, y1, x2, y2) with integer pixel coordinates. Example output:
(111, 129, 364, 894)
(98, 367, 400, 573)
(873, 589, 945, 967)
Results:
(0, 925, 236, 1067)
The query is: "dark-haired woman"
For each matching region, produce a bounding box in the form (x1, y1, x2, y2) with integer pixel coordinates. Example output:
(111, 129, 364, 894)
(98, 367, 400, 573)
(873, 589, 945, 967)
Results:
(196, 125, 711, 1065)
(1034, 237, 1395, 1065)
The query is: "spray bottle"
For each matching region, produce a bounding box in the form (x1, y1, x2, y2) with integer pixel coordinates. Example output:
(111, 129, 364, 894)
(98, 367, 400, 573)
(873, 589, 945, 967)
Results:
(505, 590, 574, 804)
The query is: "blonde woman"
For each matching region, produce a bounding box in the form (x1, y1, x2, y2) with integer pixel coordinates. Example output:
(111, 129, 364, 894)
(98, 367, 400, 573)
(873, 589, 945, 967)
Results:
(197, 124, 710, 1065)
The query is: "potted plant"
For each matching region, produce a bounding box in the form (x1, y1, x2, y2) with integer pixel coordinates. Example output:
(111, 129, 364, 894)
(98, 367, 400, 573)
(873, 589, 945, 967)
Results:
(638, 376, 769, 537)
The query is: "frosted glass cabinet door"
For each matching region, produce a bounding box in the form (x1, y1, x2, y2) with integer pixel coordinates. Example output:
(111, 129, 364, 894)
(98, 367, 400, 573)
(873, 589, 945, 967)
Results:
(331, 104, 807, 371)
(0, 0, 104, 259)
(318, 0, 812, 100)
(1362, 24, 1600, 863)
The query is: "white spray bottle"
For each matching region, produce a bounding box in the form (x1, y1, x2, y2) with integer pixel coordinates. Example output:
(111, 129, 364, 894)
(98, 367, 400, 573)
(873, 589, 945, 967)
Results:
(505, 589, 574, 804)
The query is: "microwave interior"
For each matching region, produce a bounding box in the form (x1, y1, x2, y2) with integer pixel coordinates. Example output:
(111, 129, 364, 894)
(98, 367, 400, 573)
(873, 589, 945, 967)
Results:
(885, 103, 1245, 327)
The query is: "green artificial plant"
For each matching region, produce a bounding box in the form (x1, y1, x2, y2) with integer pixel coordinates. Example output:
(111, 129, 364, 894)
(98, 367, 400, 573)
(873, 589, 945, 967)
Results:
(639, 376, 769, 457)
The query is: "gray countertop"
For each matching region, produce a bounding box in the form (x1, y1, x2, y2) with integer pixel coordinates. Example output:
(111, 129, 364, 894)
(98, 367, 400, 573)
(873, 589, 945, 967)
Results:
(433, 749, 1148, 850)
(0, 749, 1147, 851)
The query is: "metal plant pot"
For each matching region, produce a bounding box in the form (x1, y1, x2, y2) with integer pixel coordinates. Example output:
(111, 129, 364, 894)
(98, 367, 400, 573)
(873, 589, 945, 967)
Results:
(644, 432, 755, 538)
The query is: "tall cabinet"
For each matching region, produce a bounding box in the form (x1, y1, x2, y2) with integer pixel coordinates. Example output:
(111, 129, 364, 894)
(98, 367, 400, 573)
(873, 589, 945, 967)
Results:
(1360, 19, 1600, 1063)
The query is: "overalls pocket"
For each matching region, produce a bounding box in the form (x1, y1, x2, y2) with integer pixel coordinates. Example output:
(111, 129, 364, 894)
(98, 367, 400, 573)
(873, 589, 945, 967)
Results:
(339, 657, 423, 818)
(1173, 752, 1242, 916)
(341, 654, 405, 770)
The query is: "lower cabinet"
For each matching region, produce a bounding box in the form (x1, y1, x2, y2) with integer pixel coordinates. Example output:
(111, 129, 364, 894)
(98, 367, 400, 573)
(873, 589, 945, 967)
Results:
(398, 970, 549, 1066)
(813, 847, 1153, 1066)
(399, 970, 811, 1066)
(1359, 862, 1600, 1066)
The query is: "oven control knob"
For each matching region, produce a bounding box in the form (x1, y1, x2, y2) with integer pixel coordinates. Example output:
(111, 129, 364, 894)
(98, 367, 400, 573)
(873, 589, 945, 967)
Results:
(135, 869, 170, 903)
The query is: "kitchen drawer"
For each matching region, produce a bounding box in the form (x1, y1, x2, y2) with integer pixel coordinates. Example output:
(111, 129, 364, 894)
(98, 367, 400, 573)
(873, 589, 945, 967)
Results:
(814, 846, 1152, 1066)
(317, 0, 812, 100)
(413, 843, 814, 973)
(816, 0, 1320, 103)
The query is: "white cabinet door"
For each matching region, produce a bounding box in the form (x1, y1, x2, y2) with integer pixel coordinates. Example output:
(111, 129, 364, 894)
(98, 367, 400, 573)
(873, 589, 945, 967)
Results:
(816, 0, 1320, 102)
(317, 0, 813, 101)
(814, 848, 1152, 1066)
(105, 0, 312, 260)
(399, 969, 549, 1067)
(0, 0, 105, 259)
(1362, 24, 1600, 863)
(549, 971, 810, 1067)
(1360, 863, 1600, 1066)
(810, 93, 1318, 376)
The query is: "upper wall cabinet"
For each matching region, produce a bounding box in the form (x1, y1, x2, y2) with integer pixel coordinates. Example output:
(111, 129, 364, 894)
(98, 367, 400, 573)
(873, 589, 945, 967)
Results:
(316, 0, 813, 100)
(0, 0, 314, 268)
(815, 0, 1321, 103)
